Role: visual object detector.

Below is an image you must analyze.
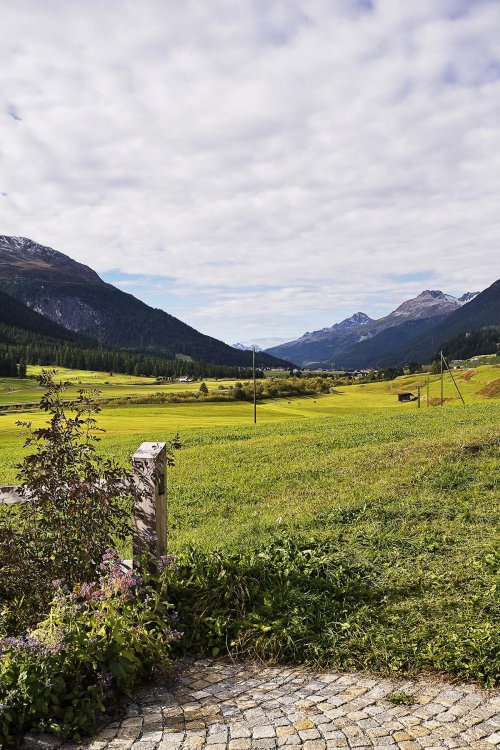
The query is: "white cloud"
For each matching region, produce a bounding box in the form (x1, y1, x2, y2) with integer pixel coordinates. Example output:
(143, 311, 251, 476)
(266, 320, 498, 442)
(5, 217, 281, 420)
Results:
(0, 0, 499, 343)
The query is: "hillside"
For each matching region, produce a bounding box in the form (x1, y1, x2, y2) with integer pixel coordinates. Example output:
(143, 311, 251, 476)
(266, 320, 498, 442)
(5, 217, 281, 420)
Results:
(0, 288, 272, 381)
(439, 328, 500, 361)
(0, 236, 291, 369)
(0, 288, 83, 342)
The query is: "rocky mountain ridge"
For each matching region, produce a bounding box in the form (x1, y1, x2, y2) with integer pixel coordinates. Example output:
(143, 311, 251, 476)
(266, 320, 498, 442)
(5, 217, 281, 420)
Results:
(266, 287, 482, 367)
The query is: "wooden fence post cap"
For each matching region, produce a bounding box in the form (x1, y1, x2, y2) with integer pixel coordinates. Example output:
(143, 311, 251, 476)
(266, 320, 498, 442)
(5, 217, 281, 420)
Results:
(132, 442, 166, 460)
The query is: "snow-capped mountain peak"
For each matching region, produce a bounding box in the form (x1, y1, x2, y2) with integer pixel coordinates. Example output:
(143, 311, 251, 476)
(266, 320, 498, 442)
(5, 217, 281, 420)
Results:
(232, 342, 262, 352)
(459, 292, 479, 305)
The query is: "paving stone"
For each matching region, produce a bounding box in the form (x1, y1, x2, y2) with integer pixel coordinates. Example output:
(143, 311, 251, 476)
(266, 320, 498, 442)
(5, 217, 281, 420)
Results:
(298, 728, 321, 741)
(60, 660, 498, 750)
(252, 726, 276, 739)
(252, 740, 277, 750)
(228, 740, 251, 750)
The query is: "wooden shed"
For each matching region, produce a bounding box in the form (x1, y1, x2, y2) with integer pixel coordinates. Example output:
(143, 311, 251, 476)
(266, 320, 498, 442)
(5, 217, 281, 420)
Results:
(398, 392, 414, 403)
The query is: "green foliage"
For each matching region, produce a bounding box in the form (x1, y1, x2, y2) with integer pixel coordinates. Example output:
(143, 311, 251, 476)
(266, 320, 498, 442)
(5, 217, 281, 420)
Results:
(0, 372, 135, 633)
(438, 327, 500, 361)
(407, 362, 423, 374)
(162, 406, 499, 686)
(167, 535, 375, 662)
(389, 692, 415, 706)
(199, 381, 209, 394)
(166, 524, 500, 685)
(0, 551, 178, 746)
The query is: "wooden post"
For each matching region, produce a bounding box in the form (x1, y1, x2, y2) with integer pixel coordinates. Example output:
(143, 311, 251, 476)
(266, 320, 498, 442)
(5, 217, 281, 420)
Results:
(417, 385, 421, 409)
(131, 442, 167, 562)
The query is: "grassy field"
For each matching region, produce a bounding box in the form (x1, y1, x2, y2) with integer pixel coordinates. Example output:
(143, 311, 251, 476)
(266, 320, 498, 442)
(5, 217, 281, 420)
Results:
(0, 367, 239, 406)
(0, 364, 498, 484)
(1, 363, 499, 682)
(1, 362, 498, 408)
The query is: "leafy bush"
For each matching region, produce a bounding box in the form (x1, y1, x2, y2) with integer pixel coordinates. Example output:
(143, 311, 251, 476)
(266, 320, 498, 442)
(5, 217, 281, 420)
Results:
(0, 371, 138, 633)
(0, 551, 179, 747)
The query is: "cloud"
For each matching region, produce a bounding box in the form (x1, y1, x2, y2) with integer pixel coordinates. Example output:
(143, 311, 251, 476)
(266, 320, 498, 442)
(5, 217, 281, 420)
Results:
(0, 0, 499, 343)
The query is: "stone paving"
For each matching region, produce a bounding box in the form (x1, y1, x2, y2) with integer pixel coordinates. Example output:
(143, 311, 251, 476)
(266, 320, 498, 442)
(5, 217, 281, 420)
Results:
(52, 660, 500, 750)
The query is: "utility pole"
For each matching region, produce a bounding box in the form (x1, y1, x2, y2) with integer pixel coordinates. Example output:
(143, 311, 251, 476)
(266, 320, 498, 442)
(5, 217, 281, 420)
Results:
(426, 376, 430, 407)
(441, 352, 466, 405)
(440, 350, 444, 406)
(253, 347, 257, 424)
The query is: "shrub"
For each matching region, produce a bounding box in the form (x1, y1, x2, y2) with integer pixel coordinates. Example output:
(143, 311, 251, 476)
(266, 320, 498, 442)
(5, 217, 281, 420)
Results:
(0, 371, 138, 633)
(0, 551, 179, 746)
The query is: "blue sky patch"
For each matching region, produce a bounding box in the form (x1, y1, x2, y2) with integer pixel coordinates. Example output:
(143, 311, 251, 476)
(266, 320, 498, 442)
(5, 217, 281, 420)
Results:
(6, 104, 22, 121)
(387, 270, 435, 283)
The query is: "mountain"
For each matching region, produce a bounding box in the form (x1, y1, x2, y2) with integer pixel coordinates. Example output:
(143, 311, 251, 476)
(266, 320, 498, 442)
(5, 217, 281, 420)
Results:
(266, 289, 481, 368)
(0, 287, 84, 342)
(377, 279, 500, 367)
(266, 312, 375, 365)
(0, 290, 272, 380)
(0, 236, 291, 369)
(232, 343, 263, 352)
(298, 312, 374, 341)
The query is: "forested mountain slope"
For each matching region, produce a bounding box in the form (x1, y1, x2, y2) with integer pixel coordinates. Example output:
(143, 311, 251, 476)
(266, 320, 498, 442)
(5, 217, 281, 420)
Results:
(0, 236, 291, 369)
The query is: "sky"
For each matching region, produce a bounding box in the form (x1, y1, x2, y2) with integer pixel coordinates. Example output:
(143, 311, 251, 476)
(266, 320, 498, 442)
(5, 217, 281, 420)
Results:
(1, 0, 500, 349)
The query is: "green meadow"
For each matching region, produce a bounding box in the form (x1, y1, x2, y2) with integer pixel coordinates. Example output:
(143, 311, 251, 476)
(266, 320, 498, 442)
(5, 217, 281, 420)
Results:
(1, 363, 499, 682)
(0, 363, 499, 486)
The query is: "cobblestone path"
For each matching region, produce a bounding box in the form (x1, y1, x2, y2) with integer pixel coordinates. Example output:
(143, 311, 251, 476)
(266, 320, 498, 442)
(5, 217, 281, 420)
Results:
(66, 660, 500, 750)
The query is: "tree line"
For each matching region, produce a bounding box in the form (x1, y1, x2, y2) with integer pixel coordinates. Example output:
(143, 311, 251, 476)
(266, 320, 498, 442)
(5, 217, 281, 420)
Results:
(0, 323, 262, 380)
(437, 327, 500, 362)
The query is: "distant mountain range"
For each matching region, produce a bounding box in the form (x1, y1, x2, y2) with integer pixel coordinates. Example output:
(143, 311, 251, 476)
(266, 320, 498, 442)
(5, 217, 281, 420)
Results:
(0, 236, 291, 369)
(266, 285, 500, 368)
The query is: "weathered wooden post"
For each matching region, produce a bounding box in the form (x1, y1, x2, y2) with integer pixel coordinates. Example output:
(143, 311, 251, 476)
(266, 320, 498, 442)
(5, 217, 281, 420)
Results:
(131, 442, 167, 563)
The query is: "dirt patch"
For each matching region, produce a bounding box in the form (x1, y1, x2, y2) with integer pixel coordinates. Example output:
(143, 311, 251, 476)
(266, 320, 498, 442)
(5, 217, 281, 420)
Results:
(460, 369, 477, 381)
(427, 397, 452, 406)
(478, 377, 500, 398)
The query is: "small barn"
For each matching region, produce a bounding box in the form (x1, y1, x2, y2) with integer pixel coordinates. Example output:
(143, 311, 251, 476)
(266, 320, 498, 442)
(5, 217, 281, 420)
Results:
(397, 392, 414, 403)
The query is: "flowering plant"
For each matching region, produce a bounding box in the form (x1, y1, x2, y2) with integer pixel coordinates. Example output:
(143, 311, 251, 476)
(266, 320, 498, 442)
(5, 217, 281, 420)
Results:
(0, 550, 180, 746)
(1, 371, 141, 634)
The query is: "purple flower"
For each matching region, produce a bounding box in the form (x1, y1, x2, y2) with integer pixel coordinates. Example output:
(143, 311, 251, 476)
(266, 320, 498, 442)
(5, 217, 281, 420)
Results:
(158, 554, 178, 572)
(0, 635, 61, 656)
(163, 629, 183, 641)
